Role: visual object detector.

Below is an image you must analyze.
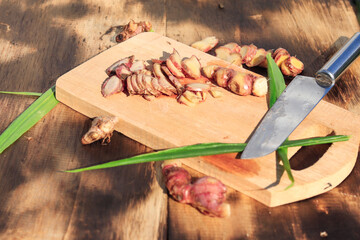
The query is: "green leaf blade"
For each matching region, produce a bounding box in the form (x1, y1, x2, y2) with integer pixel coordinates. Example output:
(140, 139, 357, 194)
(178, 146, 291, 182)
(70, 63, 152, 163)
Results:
(279, 135, 350, 149)
(266, 53, 286, 108)
(0, 91, 42, 97)
(276, 148, 294, 189)
(0, 86, 59, 154)
(266, 52, 294, 188)
(65, 135, 350, 173)
(66, 142, 247, 172)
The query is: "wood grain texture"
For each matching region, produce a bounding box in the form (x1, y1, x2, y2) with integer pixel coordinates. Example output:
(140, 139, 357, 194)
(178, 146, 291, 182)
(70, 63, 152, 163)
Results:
(0, 0, 359, 239)
(0, 0, 168, 239)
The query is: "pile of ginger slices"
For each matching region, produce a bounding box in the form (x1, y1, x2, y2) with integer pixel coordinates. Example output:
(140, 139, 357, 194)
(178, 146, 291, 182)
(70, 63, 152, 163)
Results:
(101, 48, 268, 106)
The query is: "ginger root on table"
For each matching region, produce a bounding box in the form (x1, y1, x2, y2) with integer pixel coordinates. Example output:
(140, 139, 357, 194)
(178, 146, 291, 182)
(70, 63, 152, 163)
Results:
(162, 160, 230, 218)
(81, 116, 118, 145)
(115, 20, 152, 43)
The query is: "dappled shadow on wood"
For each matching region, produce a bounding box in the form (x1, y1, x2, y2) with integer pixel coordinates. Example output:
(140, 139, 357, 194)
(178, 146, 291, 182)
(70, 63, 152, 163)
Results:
(60, 117, 158, 239)
(0, 0, 93, 92)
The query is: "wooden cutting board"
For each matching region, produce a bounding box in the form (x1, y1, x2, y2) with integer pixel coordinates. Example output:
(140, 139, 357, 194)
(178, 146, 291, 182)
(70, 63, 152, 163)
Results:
(56, 32, 360, 207)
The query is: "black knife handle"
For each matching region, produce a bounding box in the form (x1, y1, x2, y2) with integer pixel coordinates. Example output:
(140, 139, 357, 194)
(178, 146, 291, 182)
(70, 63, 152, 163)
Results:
(316, 32, 360, 87)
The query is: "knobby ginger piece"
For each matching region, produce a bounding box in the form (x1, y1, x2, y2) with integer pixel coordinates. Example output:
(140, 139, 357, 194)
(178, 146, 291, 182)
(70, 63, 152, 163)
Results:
(190, 176, 230, 218)
(162, 162, 192, 203)
(116, 20, 152, 42)
(162, 161, 230, 217)
(81, 116, 118, 145)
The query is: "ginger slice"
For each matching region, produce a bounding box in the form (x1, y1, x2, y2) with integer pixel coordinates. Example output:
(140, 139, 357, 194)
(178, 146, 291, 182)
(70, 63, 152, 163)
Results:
(281, 56, 304, 77)
(181, 55, 202, 79)
(101, 75, 124, 97)
(191, 36, 219, 52)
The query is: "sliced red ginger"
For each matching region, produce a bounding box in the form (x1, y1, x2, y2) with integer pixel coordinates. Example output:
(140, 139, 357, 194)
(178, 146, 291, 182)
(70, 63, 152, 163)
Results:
(101, 75, 124, 97)
(181, 55, 202, 79)
(106, 55, 134, 76)
(167, 49, 185, 78)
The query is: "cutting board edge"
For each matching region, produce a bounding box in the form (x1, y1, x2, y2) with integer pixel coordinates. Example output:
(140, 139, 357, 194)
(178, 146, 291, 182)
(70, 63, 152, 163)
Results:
(180, 139, 359, 207)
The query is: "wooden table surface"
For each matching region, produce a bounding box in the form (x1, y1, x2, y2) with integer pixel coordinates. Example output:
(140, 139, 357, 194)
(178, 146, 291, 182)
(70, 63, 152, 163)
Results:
(0, 0, 360, 239)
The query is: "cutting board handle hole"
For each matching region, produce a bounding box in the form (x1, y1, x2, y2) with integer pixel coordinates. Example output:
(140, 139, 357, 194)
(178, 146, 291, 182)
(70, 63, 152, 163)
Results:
(289, 131, 335, 171)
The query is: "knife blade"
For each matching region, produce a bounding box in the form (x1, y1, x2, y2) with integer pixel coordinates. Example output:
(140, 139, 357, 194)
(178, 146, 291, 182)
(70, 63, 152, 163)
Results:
(241, 32, 360, 159)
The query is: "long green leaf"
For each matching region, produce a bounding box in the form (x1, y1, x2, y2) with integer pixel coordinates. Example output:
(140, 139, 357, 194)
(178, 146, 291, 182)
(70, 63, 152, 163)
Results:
(279, 135, 350, 148)
(276, 148, 294, 190)
(266, 53, 286, 107)
(267, 53, 286, 107)
(65, 135, 350, 173)
(266, 53, 294, 188)
(0, 91, 42, 97)
(0, 86, 59, 154)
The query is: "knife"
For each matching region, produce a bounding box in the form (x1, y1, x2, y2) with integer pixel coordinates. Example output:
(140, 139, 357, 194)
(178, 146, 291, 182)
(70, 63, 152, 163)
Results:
(241, 32, 360, 159)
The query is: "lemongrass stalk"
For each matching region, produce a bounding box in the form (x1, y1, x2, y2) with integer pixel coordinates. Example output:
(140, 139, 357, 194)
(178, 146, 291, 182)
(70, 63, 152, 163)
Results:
(0, 91, 42, 96)
(267, 53, 286, 107)
(65, 135, 350, 173)
(277, 148, 294, 190)
(267, 53, 294, 188)
(0, 86, 59, 154)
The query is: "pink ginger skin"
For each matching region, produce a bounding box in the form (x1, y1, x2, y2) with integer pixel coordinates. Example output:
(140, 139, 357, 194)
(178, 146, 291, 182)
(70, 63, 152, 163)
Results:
(190, 176, 229, 217)
(162, 163, 230, 217)
(162, 164, 192, 203)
